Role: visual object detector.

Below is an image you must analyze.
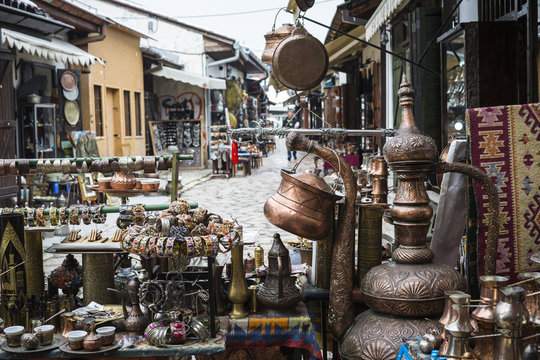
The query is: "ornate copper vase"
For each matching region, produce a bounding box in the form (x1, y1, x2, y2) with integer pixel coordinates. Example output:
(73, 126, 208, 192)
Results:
(257, 233, 302, 309)
(261, 24, 293, 64)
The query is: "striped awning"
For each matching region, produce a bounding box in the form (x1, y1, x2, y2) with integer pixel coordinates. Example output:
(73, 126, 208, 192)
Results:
(365, 0, 407, 41)
(1, 28, 104, 66)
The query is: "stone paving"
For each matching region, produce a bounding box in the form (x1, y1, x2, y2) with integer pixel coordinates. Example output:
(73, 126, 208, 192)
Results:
(43, 137, 317, 274)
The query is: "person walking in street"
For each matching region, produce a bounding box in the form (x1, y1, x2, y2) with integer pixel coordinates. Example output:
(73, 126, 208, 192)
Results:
(283, 111, 300, 161)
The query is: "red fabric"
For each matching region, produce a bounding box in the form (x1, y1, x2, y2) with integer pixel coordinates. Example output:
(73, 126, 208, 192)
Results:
(231, 142, 239, 165)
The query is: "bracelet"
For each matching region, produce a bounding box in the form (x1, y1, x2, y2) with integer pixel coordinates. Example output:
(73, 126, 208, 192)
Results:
(69, 206, 80, 225)
(132, 203, 145, 225)
(148, 237, 157, 256)
(61, 159, 71, 174)
(169, 200, 190, 215)
(156, 237, 166, 257)
(192, 208, 208, 223)
(131, 234, 145, 254)
(165, 237, 178, 258)
(59, 207, 69, 225)
(49, 207, 58, 226)
(139, 236, 151, 258)
(218, 235, 233, 253)
(80, 206, 91, 225)
(185, 237, 195, 258)
(26, 207, 36, 227)
(18, 159, 30, 175)
(36, 206, 47, 227)
(193, 236, 204, 257)
(90, 205, 106, 224)
(202, 236, 214, 257)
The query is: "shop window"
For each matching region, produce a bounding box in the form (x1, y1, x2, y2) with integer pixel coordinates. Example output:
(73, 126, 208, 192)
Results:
(94, 85, 103, 137)
(134, 92, 142, 136)
(124, 90, 132, 136)
(442, 33, 466, 142)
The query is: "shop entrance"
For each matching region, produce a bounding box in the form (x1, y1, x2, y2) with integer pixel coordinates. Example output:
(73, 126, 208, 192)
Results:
(105, 87, 122, 156)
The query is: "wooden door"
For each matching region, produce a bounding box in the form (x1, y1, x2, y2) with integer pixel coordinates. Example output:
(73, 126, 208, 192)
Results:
(106, 88, 122, 156)
(0, 54, 17, 201)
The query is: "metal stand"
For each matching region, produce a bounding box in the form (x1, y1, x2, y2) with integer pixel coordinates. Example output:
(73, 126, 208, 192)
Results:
(207, 256, 217, 338)
(82, 253, 115, 305)
(24, 230, 44, 298)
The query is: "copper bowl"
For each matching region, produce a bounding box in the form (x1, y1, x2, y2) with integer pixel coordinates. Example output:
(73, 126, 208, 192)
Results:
(110, 172, 137, 190)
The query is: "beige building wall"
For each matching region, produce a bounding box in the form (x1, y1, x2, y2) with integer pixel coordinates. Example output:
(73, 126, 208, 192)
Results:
(80, 25, 145, 157)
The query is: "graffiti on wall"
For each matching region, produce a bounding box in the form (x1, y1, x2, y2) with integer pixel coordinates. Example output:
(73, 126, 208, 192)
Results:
(159, 92, 203, 120)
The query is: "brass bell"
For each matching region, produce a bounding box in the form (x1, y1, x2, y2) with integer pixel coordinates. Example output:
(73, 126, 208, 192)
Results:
(261, 24, 293, 64)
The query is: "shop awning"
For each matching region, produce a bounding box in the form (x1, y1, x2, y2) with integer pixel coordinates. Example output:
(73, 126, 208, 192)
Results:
(1, 28, 104, 66)
(365, 0, 407, 41)
(270, 25, 366, 93)
(150, 65, 226, 90)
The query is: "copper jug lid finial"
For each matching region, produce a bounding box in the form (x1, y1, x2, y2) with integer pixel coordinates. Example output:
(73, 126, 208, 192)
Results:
(269, 233, 289, 257)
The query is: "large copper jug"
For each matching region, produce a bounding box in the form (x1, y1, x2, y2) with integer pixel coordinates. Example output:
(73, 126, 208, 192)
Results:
(257, 234, 302, 309)
(261, 24, 293, 64)
(285, 75, 501, 360)
(264, 164, 341, 240)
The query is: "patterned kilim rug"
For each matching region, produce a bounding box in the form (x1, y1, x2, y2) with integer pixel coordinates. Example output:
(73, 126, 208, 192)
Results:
(467, 104, 540, 281)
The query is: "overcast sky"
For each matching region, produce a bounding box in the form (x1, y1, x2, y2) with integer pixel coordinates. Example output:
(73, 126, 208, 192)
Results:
(129, 0, 341, 57)
(124, 0, 341, 102)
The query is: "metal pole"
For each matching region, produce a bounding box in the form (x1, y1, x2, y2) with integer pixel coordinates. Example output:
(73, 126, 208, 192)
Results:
(2, 203, 199, 216)
(171, 152, 179, 202)
(207, 256, 217, 338)
(4, 155, 193, 165)
(229, 127, 394, 141)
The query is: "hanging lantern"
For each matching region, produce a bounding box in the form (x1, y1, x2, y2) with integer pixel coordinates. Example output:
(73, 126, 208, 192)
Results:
(261, 24, 294, 64)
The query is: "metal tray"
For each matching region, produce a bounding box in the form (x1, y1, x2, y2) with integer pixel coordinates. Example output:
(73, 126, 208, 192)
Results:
(1, 334, 66, 353)
(58, 341, 120, 355)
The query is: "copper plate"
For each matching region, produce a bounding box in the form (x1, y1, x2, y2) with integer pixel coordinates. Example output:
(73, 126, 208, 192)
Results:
(63, 87, 79, 101)
(59, 341, 120, 355)
(1, 334, 66, 353)
(60, 71, 78, 91)
(272, 27, 328, 91)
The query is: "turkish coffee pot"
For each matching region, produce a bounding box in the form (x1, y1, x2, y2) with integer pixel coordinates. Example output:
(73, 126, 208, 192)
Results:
(108, 277, 150, 337)
(493, 286, 530, 360)
(257, 233, 302, 309)
(282, 75, 501, 359)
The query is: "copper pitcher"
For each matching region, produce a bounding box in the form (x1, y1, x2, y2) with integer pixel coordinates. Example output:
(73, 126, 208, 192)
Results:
(261, 24, 293, 64)
(257, 234, 302, 309)
(264, 165, 341, 240)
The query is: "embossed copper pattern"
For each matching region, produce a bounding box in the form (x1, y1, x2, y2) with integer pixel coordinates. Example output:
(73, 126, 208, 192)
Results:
(340, 310, 442, 360)
(361, 262, 465, 316)
(286, 131, 357, 340)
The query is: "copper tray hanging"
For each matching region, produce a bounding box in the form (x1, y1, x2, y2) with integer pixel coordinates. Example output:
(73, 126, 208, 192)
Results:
(60, 71, 78, 91)
(272, 26, 328, 91)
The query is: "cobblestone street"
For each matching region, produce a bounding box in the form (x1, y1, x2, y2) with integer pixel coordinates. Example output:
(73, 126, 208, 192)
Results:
(43, 137, 317, 274)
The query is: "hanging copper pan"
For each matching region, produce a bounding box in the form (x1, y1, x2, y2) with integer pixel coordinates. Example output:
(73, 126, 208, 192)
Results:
(272, 26, 328, 91)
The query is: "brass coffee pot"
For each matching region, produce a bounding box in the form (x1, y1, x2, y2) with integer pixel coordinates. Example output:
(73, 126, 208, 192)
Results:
(257, 234, 302, 309)
(493, 286, 529, 360)
(444, 293, 473, 357)
(108, 277, 149, 337)
(284, 75, 501, 360)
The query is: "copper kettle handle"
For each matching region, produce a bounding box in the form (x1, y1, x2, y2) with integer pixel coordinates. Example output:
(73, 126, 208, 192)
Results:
(433, 161, 500, 275)
(287, 131, 357, 341)
(277, 256, 284, 300)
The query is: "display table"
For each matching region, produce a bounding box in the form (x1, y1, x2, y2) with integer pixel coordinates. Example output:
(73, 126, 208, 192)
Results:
(0, 330, 227, 359)
(226, 303, 323, 360)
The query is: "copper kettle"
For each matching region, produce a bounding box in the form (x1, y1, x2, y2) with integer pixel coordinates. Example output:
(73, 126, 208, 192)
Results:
(257, 233, 302, 309)
(261, 24, 293, 64)
(264, 163, 341, 240)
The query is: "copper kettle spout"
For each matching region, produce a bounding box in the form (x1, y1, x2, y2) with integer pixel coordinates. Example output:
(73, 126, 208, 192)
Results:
(286, 131, 357, 340)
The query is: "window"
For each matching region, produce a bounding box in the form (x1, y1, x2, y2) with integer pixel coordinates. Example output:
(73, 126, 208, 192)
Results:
(94, 85, 103, 136)
(124, 90, 131, 136)
(134, 92, 142, 136)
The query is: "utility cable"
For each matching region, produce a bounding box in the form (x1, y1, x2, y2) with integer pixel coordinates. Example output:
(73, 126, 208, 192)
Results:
(297, 13, 440, 77)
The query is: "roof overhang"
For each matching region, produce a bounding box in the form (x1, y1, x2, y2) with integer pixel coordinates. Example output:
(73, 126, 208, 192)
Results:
(365, 0, 408, 41)
(150, 64, 226, 90)
(0, 0, 72, 35)
(1, 28, 104, 66)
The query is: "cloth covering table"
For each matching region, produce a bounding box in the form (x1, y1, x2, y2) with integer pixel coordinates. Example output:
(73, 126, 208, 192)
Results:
(226, 303, 323, 360)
